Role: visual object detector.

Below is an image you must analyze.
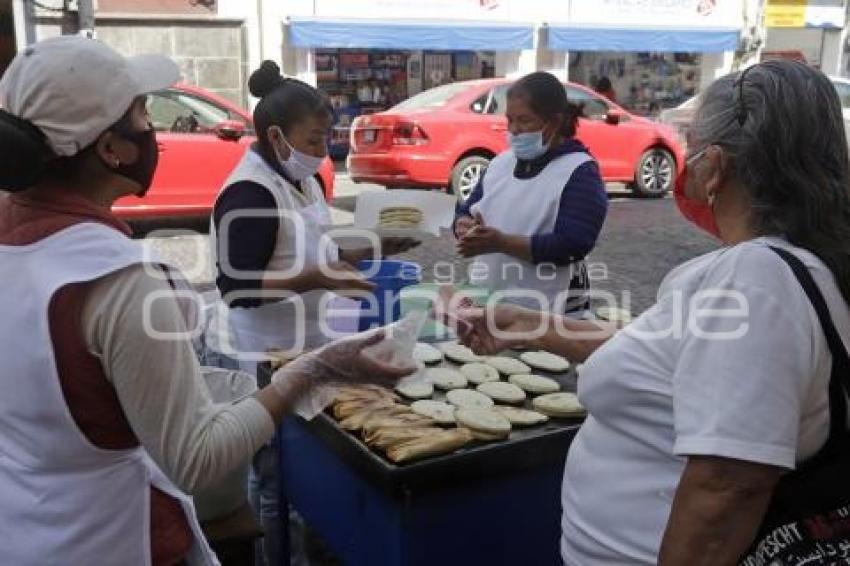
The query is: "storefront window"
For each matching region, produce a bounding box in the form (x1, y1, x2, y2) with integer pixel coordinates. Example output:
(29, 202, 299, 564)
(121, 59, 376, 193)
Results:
(569, 52, 702, 116)
(317, 47, 494, 159)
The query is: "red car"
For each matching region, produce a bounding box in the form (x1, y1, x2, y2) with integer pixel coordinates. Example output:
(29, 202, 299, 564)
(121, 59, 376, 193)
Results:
(348, 79, 683, 199)
(112, 83, 335, 218)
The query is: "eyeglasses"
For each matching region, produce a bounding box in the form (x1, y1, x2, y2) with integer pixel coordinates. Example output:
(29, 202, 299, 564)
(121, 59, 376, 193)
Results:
(686, 146, 709, 166)
(734, 64, 756, 126)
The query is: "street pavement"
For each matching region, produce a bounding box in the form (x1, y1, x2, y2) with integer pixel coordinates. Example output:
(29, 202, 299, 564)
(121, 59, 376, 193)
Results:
(138, 174, 717, 316)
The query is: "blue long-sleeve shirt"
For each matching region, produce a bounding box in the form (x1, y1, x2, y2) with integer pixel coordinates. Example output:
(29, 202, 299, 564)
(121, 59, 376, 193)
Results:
(455, 139, 608, 266)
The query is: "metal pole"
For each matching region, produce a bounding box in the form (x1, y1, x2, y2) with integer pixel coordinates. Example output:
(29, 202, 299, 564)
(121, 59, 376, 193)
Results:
(77, 0, 95, 38)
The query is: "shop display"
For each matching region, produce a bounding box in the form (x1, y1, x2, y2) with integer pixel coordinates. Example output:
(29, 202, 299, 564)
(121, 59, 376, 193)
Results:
(446, 388, 495, 410)
(426, 367, 469, 390)
(532, 392, 586, 418)
(411, 400, 457, 425)
(483, 356, 531, 376)
(519, 351, 570, 373)
(413, 342, 443, 365)
(509, 374, 561, 395)
(476, 381, 527, 404)
(459, 362, 501, 385)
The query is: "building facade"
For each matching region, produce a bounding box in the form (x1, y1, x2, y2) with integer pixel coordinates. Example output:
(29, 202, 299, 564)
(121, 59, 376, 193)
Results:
(10, 1, 845, 112)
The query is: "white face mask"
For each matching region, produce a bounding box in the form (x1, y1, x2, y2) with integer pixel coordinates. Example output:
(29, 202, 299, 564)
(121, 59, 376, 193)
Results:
(271, 127, 324, 181)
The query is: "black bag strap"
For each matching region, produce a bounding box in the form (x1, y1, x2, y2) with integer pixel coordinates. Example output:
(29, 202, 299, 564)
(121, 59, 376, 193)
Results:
(769, 246, 850, 452)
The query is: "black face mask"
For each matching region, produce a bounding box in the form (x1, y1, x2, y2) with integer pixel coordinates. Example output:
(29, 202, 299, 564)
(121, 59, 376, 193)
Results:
(111, 126, 159, 197)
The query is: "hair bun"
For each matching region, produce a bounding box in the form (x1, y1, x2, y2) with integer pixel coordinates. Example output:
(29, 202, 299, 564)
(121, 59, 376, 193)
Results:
(0, 110, 50, 191)
(249, 60, 284, 98)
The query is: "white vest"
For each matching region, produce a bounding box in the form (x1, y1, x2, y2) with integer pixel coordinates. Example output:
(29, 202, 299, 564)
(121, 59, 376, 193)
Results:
(210, 150, 358, 370)
(470, 150, 593, 313)
(0, 222, 218, 565)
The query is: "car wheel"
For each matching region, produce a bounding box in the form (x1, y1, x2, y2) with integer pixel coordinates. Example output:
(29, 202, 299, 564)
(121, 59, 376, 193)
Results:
(450, 156, 491, 202)
(630, 148, 675, 198)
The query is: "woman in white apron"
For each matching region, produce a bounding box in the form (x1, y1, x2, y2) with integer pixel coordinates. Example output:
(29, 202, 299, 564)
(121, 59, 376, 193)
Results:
(209, 61, 417, 565)
(0, 38, 413, 566)
(455, 72, 608, 317)
(211, 61, 418, 370)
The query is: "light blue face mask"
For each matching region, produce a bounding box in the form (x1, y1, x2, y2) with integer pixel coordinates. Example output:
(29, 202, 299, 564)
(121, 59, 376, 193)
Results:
(508, 130, 547, 161)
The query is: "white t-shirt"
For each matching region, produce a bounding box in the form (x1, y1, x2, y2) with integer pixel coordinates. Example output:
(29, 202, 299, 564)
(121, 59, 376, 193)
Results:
(560, 237, 850, 565)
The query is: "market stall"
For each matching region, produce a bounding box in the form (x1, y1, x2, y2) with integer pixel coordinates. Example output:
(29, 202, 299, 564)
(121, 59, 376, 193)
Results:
(263, 341, 583, 566)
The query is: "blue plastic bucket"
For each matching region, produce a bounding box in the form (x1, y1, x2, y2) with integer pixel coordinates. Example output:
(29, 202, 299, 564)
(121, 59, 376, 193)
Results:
(356, 260, 421, 331)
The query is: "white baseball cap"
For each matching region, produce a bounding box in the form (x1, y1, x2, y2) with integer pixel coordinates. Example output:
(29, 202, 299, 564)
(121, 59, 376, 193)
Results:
(0, 35, 180, 157)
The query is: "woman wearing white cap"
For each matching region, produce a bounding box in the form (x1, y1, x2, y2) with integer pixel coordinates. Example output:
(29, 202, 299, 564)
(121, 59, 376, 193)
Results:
(0, 36, 413, 565)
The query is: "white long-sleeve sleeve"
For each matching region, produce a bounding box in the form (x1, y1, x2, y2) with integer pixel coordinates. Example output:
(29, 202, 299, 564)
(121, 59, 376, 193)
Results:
(81, 264, 275, 494)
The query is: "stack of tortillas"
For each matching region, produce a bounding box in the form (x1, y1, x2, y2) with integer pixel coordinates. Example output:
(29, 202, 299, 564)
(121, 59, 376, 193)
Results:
(378, 206, 424, 229)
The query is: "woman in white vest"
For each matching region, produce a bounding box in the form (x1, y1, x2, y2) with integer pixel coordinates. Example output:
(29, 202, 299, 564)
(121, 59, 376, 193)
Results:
(209, 60, 418, 565)
(455, 72, 608, 316)
(211, 60, 418, 370)
(0, 37, 413, 566)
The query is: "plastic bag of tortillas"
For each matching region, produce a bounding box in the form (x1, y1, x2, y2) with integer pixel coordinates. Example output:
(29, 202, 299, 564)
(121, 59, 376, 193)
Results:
(288, 310, 427, 420)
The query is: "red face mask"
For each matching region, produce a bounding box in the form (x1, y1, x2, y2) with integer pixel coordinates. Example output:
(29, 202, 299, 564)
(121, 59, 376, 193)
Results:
(673, 149, 720, 238)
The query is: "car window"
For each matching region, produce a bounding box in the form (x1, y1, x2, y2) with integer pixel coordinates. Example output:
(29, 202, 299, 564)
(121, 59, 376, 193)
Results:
(148, 91, 236, 134)
(832, 81, 850, 109)
(486, 85, 509, 115)
(392, 82, 472, 111)
(565, 87, 609, 120)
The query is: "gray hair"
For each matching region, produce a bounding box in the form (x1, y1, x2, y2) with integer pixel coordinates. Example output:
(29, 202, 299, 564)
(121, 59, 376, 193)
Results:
(690, 60, 850, 303)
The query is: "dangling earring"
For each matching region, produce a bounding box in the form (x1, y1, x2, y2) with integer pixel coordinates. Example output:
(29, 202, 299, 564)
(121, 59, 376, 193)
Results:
(707, 192, 716, 207)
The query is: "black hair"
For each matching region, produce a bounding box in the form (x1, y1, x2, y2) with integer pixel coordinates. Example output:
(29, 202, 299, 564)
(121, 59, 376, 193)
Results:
(0, 105, 138, 192)
(0, 110, 54, 191)
(248, 60, 333, 147)
(596, 76, 613, 92)
(507, 71, 582, 139)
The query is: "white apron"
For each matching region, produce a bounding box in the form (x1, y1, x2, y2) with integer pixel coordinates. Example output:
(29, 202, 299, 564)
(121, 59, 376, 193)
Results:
(211, 150, 359, 372)
(470, 150, 593, 314)
(0, 222, 218, 566)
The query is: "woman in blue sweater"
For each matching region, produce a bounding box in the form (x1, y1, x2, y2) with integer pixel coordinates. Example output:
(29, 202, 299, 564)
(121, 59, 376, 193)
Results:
(455, 71, 609, 316)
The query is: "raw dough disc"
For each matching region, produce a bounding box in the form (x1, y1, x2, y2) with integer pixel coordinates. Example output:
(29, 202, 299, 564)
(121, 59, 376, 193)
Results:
(493, 405, 550, 427)
(438, 342, 483, 364)
(476, 381, 526, 404)
(425, 367, 468, 390)
(508, 374, 561, 395)
(459, 362, 501, 385)
(411, 400, 456, 425)
(532, 392, 586, 418)
(519, 351, 570, 373)
(483, 356, 531, 376)
(455, 408, 511, 438)
(413, 342, 443, 365)
(395, 380, 435, 400)
(446, 388, 495, 410)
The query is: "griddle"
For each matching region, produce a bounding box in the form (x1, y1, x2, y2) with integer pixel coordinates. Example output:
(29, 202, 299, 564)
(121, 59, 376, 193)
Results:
(260, 346, 583, 496)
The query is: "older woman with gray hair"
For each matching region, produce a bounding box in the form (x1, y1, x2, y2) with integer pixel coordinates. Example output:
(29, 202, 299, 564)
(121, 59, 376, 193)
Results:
(454, 59, 850, 563)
